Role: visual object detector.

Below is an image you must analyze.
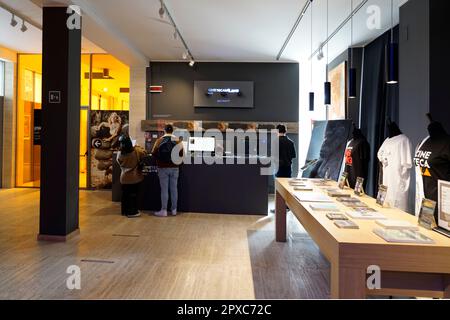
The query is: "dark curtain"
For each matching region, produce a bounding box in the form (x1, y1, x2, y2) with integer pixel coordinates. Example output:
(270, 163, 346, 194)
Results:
(360, 26, 399, 197)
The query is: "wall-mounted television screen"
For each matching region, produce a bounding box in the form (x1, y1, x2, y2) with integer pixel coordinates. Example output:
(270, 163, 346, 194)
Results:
(194, 81, 254, 108)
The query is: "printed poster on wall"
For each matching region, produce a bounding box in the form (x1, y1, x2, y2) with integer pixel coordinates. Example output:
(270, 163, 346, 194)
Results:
(90, 111, 129, 189)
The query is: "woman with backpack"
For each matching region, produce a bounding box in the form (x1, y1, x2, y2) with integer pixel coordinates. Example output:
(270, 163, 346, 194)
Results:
(151, 124, 184, 217)
(117, 135, 147, 218)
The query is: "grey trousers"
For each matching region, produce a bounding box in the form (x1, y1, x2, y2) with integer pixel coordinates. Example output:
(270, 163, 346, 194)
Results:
(158, 167, 179, 211)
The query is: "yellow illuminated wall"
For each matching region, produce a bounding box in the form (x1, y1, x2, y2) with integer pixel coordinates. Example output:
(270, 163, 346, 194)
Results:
(16, 55, 42, 187)
(90, 54, 130, 111)
(16, 54, 130, 188)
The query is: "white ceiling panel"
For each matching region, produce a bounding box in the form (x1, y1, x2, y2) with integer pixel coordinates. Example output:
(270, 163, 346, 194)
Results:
(1, 0, 410, 64)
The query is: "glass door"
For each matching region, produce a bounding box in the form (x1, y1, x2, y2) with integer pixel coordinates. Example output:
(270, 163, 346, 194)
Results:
(16, 55, 42, 187)
(0, 60, 4, 188)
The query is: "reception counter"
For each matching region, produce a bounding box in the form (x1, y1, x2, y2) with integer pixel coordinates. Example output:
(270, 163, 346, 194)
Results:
(113, 155, 269, 215)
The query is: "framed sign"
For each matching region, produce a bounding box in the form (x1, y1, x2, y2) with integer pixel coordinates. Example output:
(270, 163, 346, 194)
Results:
(419, 198, 437, 230)
(438, 180, 450, 232)
(327, 62, 347, 120)
(354, 177, 365, 196)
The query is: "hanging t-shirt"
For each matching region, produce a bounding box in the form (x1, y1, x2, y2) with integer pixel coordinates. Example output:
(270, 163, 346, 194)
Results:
(344, 138, 370, 189)
(414, 135, 450, 218)
(377, 134, 413, 211)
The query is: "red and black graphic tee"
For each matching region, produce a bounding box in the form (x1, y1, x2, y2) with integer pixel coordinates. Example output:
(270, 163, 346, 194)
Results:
(414, 136, 450, 204)
(344, 138, 370, 189)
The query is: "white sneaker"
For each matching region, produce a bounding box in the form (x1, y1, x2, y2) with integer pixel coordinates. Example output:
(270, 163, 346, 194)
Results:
(127, 212, 141, 218)
(154, 210, 168, 217)
(171, 209, 177, 216)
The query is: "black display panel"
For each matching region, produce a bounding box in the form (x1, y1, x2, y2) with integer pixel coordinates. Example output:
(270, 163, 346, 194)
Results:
(194, 81, 254, 108)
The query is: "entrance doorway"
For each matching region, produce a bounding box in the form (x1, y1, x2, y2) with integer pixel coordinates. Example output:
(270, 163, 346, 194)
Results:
(0, 60, 4, 188)
(15, 54, 130, 189)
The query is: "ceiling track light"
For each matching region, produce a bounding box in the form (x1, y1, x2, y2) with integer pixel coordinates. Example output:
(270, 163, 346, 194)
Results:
(158, 1, 165, 18)
(158, 0, 195, 66)
(308, 0, 369, 61)
(277, 0, 312, 61)
(10, 13, 18, 27)
(20, 19, 28, 32)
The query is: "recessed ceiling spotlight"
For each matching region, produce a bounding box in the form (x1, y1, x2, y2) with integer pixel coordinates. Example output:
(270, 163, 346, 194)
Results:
(20, 20, 28, 32)
(189, 60, 195, 67)
(159, 1, 165, 18)
(182, 52, 188, 60)
(173, 29, 178, 40)
(10, 14, 18, 27)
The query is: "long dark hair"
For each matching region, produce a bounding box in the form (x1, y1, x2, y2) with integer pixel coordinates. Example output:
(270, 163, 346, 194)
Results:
(119, 134, 134, 154)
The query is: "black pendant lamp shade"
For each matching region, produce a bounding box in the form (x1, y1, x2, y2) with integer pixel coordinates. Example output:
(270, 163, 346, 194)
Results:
(324, 81, 331, 105)
(386, 42, 398, 84)
(309, 92, 315, 111)
(348, 67, 357, 98)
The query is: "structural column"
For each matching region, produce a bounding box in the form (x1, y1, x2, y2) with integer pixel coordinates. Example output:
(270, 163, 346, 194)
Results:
(39, 7, 81, 241)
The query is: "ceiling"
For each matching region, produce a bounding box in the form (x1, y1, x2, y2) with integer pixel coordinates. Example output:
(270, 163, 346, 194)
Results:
(0, 0, 409, 66)
(0, 0, 105, 54)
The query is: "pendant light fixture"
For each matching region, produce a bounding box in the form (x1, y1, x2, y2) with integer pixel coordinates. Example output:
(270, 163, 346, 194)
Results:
(324, 0, 331, 106)
(386, 0, 398, 84)
(348, 0, 357, 98)
(309, 0, 314, 111)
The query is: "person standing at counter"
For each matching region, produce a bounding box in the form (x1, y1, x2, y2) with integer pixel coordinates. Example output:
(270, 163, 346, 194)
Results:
(276, 124, 297, 178)
(152, 124, 184, 217)
(117, 135, 147, 218)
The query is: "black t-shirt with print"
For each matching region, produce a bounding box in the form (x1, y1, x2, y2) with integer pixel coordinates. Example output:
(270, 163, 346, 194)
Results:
(344, 138, 371, 189)
(414, 135, 450, 206)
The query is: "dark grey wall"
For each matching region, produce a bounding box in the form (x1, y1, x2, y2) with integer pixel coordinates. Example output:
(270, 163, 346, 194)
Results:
(328, 48, 364, 125)
(429, 0, 450, 132)
(147, 62, 299, 122)
(399, 0, 450, 213)
(399, 0, 429, 213)
(399, 0, 430, 150)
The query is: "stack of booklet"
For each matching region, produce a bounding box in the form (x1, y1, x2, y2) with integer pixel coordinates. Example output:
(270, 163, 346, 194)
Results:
(375, 220, 419, 231)
(325, 188, 351, 198)
(346, 210, 387, 220)
(325, 213, 360, 229)
(334, 220, 359, 229)
(294, 192, 333, 203)
(288, 179, 313, 191)
(309, 203, 340, 212)
(373, 228, 434, 244)
(337, 197, 371, 209)
(311, 180, 332, 187)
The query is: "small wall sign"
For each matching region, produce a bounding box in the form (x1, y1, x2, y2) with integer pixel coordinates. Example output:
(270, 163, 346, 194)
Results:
(149, 85, 163, 93)
(49, 91, 61, 104)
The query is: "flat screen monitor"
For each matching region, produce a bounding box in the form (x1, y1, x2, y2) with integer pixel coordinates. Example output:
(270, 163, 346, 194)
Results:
(188, 137, 215, 152)
(194, 81, 254, 108)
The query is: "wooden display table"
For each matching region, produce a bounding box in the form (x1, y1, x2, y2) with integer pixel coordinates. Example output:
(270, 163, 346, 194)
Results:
(275, 178, 450, 299)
